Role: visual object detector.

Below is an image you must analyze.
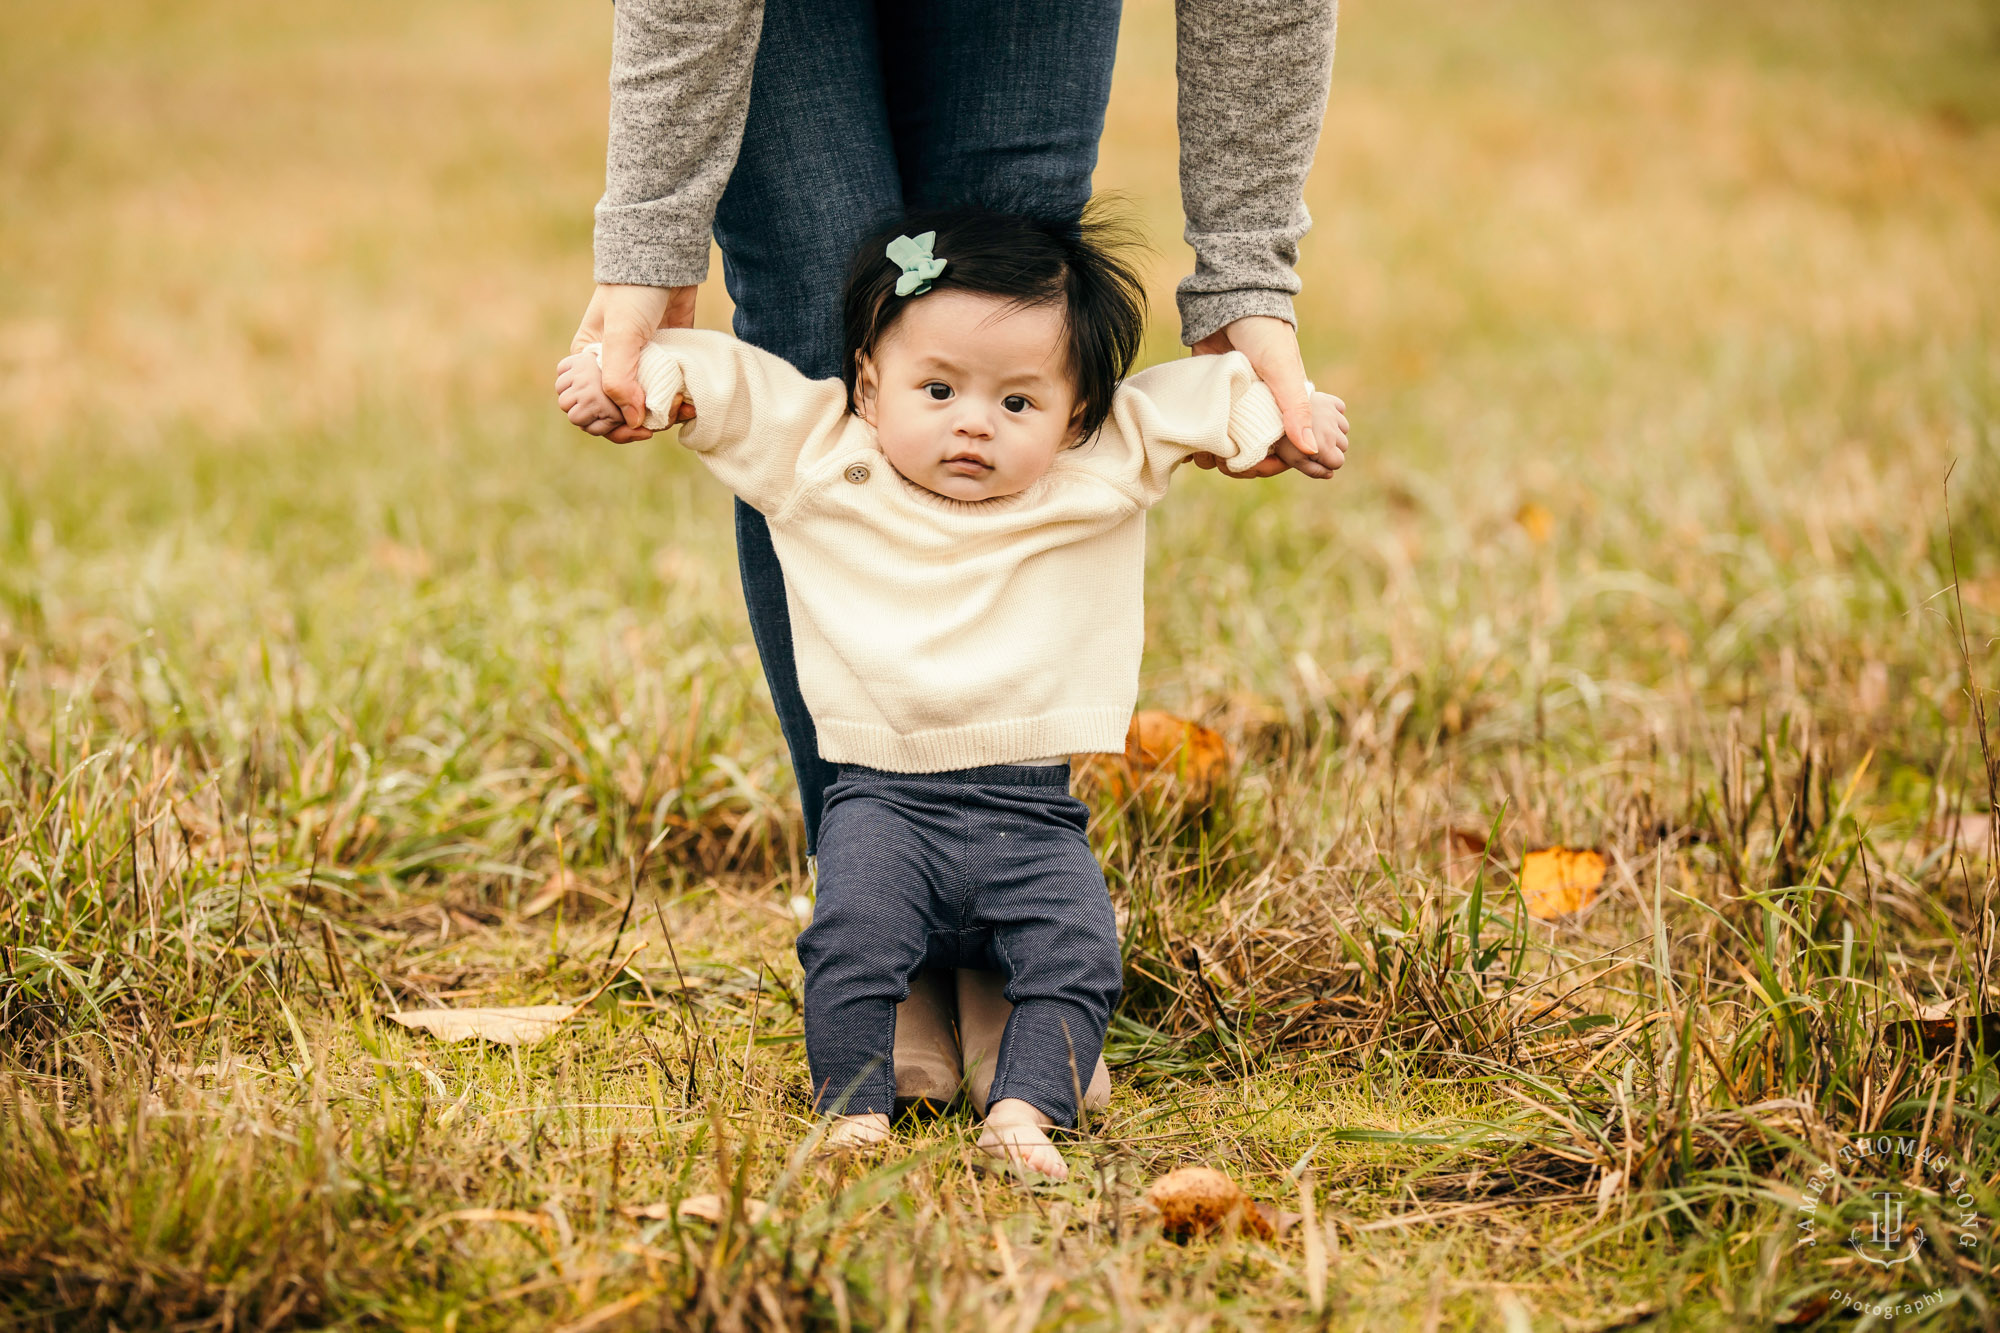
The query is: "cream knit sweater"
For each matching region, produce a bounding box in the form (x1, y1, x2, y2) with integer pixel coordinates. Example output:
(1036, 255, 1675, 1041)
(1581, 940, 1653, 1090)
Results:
(618, 329, 1284, 773)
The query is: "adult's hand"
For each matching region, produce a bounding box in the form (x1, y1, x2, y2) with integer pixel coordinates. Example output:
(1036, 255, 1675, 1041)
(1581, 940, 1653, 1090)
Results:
(1188, 314, 1316, 479)
(568, 282, 698, 443)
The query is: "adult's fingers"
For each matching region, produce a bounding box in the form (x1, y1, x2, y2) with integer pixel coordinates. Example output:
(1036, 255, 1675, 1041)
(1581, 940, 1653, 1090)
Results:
(1234, 456, 1291, 478)
(1190, 450, 1291, 478)
(568, 284, 686, 432)
(1191, 315, 1318, 460)
(1238, 317, 1316, 459)
(600, 391, 694, 443)
(599, 314, 659, 433)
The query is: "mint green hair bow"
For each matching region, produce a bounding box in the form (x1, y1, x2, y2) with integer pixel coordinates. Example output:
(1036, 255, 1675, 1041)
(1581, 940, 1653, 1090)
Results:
(886, 231, 947, 297)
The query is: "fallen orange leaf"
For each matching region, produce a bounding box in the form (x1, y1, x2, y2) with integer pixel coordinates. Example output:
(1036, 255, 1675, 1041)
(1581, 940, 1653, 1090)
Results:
(1147, 1167, 1274, 1241)
(1515, 501, 1554, 545)
(1884, 1007, 2000, 1057)
(1081, 712, 1233, 804)
(1520, 847, 1605, 918)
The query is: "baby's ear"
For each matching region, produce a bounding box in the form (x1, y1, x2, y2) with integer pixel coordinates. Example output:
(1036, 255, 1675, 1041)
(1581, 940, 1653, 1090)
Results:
(1064, 405, 1092, 449)
(853, 354, 880, 425)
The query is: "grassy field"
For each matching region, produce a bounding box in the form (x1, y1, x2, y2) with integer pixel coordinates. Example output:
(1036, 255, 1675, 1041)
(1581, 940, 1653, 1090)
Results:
(4, 0, 2000, 1327)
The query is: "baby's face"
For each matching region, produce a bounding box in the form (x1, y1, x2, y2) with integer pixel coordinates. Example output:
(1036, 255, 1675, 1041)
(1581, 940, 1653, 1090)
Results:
(855, 291, 1078, 502)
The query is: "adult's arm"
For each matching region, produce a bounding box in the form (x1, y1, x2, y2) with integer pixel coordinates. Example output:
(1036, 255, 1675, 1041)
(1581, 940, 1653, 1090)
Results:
(1173, 0, 1337, 346)
(593, 0, 764, 288)
(577, 0, 761, 438)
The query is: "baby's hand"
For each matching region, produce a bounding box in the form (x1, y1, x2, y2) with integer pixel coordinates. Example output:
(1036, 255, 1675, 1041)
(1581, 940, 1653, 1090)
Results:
(555, 349, 624, 436)
(1273, 389, 1348, 479)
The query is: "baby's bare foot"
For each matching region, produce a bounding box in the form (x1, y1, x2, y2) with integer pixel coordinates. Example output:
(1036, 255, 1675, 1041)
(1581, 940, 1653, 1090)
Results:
(978, 1098, 1068, 1180)
(821, 1112, 892, 1152)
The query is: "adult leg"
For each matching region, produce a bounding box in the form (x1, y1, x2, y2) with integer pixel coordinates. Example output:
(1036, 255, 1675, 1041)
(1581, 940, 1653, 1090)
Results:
(877, 0, 1123, 219)
(894, 968, 962, 1112)
(711, 0, 903, 852)
(957, 968, 1111, 1117)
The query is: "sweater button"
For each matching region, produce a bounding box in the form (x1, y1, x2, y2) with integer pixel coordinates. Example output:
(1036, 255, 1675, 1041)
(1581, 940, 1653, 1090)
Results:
(844, 463, 870, 484)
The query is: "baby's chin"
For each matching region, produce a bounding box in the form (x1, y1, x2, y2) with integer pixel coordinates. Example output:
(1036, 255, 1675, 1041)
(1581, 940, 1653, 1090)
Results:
(899, 463, 1035, 503)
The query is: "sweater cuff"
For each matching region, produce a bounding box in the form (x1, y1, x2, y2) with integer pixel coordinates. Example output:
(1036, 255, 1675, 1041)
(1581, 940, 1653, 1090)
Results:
(1177, 288, 1299, 348)
(1224, 383, 1285, 470)
(592, 208, 714, 288)
(587, 341, 687, 432)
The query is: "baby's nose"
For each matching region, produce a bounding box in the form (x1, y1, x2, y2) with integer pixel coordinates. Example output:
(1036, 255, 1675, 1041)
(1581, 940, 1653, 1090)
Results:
(952, 405, 995, 438)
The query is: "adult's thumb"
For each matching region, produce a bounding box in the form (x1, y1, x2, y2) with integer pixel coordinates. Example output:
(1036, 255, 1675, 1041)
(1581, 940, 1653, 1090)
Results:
(1266, 365, 1316, 458)
(600, 323, 649, 430)
(1234, 316, 1315, 458)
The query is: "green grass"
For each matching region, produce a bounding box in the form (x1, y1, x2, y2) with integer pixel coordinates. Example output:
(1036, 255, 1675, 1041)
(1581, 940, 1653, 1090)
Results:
(3, 0, 1999, 1327)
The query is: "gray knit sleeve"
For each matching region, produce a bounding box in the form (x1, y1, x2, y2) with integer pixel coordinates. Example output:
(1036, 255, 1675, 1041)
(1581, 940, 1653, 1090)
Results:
(1173, 0, 1337, 345)
(592, 0, 765, 288)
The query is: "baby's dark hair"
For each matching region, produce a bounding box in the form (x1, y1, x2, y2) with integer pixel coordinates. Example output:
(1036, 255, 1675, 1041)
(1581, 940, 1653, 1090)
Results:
(840, 204, 1148, 442)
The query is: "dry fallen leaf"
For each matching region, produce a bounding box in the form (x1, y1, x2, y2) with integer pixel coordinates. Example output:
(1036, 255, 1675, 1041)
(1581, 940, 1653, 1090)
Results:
(653, 1194, 769, 1226)
(388, 1005, 576, 1046)
(1594, 1167, 1626, 1221)
(401, 1207, 552, 1249)
(1776, 1295, 1831, 1327)
(371, 538, 433, 581)
(1514, 501, 1554, 545)
(1889, 813, 1996, 868)
(519, 872, 573, 918)
(520, 870, 625, 918)
(1446, 826, 1490, 857)
(1856, 660, 1890, 715)
(1959, 574, 2000, 614)
(1147, 1167, 1274, 1242)
(1884, 1008, 2000, 1058)
(1939, 814, 1996, 859)
(1082, 712, 1233, 804)
(1255, 1202, 1302, 1237)
(1298, 1171, 1326, 1315)
(1520, 847, 1606, 918)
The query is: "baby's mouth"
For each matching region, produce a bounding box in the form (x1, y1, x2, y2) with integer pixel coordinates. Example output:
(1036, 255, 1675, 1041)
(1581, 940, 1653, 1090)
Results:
(942, 453, 994, 477)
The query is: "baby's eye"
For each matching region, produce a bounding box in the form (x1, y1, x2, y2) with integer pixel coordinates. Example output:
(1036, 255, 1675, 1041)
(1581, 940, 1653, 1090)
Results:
(924, 382, 953, 401)
(1002, 394, 1032, 413)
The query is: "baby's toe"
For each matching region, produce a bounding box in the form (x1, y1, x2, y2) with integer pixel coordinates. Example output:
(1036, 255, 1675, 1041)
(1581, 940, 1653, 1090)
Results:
(1026, 1144, 1068, 1179)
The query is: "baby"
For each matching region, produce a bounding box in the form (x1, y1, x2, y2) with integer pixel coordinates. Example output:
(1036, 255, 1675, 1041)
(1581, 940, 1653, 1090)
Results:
(557, 207, 1347, 1178)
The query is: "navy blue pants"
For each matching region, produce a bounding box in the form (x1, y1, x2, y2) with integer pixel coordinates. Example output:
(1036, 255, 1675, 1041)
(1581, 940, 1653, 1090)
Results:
(796, 765, 1123, 1127)
(712, 0, 1124, 851)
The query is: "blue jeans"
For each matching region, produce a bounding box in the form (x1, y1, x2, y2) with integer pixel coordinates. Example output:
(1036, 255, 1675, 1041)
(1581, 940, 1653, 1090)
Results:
(796, 764, 1122, 1126)
(713, 0, 1123, 851)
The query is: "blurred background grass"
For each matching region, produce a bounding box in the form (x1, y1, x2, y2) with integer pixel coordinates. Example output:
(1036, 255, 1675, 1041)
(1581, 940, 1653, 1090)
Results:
(4, 0, 2000, 1328)
(4, 0, 1996, 765)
